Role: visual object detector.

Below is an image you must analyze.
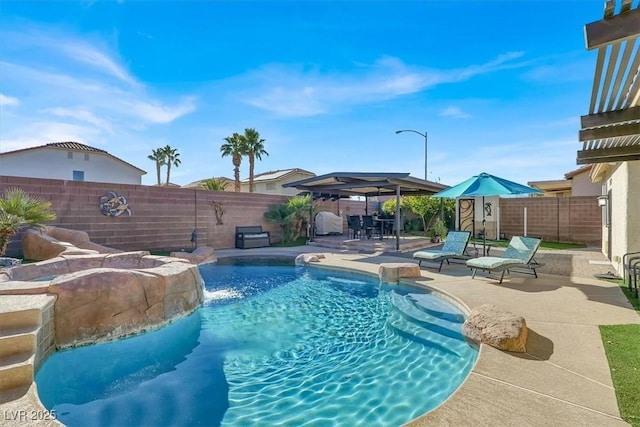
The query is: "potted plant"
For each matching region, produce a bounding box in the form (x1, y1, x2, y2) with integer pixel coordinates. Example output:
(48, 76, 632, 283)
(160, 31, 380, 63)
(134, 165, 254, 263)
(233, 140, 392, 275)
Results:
(430, 218, 448, 243)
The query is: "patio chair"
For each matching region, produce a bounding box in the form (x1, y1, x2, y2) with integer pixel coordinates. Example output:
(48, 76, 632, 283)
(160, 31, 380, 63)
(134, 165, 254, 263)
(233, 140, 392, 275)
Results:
(362, 215, 379, 239)
(347, 215, 363, 239)
(413, 231, 472, 272)
(466, 236, 543, 284)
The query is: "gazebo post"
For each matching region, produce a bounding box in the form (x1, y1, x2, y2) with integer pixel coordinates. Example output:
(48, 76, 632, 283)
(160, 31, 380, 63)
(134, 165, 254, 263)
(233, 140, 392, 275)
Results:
(395, 184, 401, 251)
(308, 191, 314, 243)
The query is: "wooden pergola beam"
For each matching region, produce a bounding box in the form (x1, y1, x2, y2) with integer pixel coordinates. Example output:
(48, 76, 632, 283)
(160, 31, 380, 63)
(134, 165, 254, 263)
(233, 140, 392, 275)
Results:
(584, 7, 640, 50)
(579, 123, 640, 141)
(577, 144, 640, 164)
(581, 106, 640, 128)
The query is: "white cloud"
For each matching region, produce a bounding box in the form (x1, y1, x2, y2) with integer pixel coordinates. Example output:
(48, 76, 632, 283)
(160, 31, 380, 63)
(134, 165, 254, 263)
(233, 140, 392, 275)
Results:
(56, 40, 137, 86)
(43, 107, 113, 131)
(0, 93, 20, 107)
(241, 52, 529, 117)
(440, 106, 470, 119)
(124, 97, 198, 124)
(3, 27, 137, 86)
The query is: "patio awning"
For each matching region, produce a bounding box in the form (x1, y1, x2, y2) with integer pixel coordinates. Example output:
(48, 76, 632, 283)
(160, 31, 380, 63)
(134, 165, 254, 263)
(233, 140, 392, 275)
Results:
(578, 0, 640, 165)
(282, 172, 447, 197)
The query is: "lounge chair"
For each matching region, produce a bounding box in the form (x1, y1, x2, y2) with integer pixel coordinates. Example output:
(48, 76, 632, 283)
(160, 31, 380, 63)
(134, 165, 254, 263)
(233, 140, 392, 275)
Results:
(413, 231, 472, 272)
(466, 236, 542, 284)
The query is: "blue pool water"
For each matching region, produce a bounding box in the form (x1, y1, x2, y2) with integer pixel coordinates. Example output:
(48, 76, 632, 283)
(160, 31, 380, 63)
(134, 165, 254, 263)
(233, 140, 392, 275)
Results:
(36, 262, 478, 426)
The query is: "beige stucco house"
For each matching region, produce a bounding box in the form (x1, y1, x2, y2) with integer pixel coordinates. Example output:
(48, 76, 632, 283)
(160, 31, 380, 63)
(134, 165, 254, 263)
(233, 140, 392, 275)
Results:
(0, 141, 146, 185)
(240, 168, 316, 196)
(578, 1, 640, 275)
(183, 177, 235, 191)
(528, 165, 600, 197)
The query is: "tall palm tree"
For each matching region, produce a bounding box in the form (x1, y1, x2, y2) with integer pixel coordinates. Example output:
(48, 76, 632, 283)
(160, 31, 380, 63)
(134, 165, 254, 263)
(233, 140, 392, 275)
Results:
(162, 145, 181, 185)
(147, 148, 166, 186)
(242, 128, 269, 193)
(220, 133, 246, 192)
(0, 187, 56, 256)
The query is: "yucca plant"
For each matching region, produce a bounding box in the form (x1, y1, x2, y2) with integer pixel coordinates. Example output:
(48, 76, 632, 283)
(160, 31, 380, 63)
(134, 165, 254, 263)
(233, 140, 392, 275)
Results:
(0, 187, 57, 256)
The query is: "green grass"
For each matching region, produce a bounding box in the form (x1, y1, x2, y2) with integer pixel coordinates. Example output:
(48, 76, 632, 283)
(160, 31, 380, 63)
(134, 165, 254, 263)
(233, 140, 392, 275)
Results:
(600, 324, 640, 426)
(599, 278, 640, 426)
(470, 238, 587, 250)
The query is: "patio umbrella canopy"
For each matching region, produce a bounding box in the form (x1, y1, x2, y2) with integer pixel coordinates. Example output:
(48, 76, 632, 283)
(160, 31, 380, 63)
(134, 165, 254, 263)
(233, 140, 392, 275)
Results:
(433, 172, 542, 255)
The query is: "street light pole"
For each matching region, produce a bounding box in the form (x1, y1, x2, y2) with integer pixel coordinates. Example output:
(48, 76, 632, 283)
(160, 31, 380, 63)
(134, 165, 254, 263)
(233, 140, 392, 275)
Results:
(395, 129, 427, 181)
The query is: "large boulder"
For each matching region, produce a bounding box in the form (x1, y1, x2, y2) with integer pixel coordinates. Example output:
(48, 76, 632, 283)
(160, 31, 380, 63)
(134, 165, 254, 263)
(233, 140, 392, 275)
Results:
(22, 227, 121, 261)
(462, 304, 528, 352)
(49, 259, 203, 348)
(378, 262, 422, 283)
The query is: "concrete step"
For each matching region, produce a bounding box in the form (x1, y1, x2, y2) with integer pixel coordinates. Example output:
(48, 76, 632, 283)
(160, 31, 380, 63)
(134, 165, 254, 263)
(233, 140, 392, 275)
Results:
(0, 352, 34, 391)
(0, 309, 41, 331)
(0, 328, 37, 358)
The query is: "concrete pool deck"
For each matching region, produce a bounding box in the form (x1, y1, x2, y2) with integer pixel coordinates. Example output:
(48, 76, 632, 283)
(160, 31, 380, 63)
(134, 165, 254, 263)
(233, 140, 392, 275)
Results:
(1, 244, 638, 426)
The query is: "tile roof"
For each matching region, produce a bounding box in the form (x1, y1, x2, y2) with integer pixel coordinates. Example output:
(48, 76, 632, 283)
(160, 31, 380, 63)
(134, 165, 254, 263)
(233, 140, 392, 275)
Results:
(45, 142, 108, 153)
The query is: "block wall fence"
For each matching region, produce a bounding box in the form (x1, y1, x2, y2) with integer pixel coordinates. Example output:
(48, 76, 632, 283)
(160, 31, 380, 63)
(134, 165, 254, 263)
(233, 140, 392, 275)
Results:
(0, 176, 367, 256)
(499, 196, 601, 245)
(0, 176, 602, 255)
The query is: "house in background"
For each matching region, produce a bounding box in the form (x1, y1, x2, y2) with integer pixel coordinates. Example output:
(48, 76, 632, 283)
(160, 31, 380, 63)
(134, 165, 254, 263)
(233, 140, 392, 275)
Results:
(0, 142, 146, 185)
(240, 168, 316, 196)
(528, 165, 600, 197)
(183, 177, 235, 191)
(578, 0, 640, 275)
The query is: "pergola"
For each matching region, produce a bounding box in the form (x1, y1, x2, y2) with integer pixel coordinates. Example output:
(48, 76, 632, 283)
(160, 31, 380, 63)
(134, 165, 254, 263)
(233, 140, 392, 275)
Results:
(283, 172, 447, 251)
(578, 0, 640, 166)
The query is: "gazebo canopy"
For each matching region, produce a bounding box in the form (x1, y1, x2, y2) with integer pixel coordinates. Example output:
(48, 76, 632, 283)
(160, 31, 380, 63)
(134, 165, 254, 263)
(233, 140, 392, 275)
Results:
(282, 172, 447, 197)
(283, 172, 448, 251)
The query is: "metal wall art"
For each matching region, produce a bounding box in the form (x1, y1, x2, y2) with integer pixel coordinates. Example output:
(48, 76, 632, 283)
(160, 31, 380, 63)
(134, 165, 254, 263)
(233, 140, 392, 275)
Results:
(99, 191, 132, 217)
(211, 200, 225, 224)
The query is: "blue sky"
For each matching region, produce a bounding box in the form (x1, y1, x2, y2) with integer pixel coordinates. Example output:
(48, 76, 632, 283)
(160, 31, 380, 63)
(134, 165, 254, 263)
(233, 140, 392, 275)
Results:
(0, 1, 602, 187)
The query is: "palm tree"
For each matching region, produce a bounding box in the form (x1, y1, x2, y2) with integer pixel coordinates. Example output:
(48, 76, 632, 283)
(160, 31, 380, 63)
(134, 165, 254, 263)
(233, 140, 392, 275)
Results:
(242, 128, 269, 193)
(147, 148, 166, 186)
(162, 145, 181, 185)
(201, 178, 228, 191)
(220, 133, 246, 192)
(0, 187, 56, 256)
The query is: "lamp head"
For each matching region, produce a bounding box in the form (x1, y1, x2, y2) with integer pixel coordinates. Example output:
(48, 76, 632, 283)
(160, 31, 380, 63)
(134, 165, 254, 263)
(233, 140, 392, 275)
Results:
(395, 130, 402, 134)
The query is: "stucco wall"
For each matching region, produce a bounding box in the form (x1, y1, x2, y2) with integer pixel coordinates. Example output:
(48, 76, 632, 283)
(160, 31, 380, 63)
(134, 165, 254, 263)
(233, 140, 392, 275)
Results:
(571, 172, 601, 196)
(605, 161, 640, 274)
(0, 148, 143, 184)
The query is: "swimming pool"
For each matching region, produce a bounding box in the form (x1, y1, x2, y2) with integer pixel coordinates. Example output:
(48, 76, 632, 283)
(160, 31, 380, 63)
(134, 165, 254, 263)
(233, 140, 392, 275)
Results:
(35, 261, 478, 426)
